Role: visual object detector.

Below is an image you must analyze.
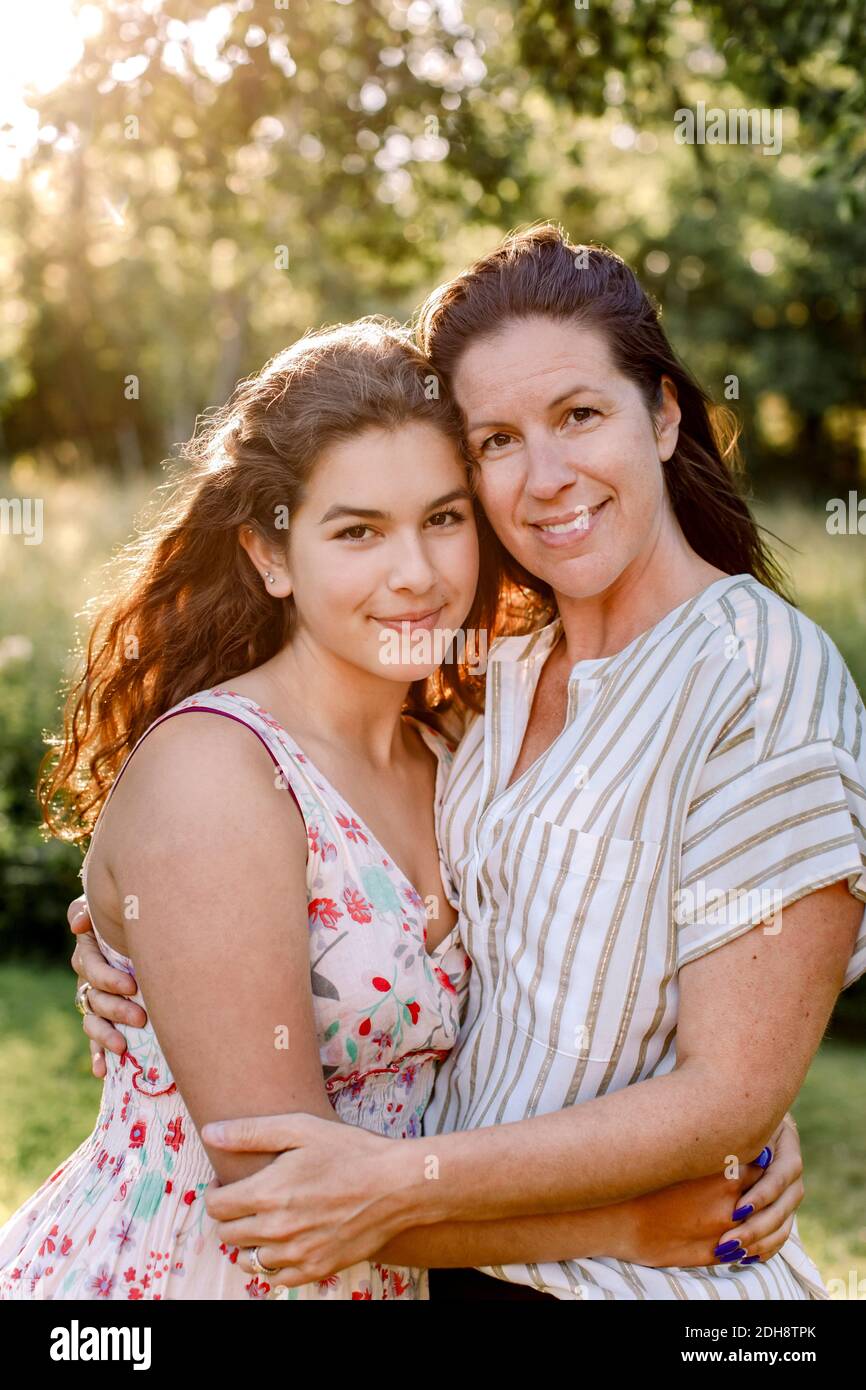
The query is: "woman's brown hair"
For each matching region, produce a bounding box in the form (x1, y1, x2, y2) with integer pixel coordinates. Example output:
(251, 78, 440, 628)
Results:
(415, 222, 791, 622)
(39, 316, 497, 843)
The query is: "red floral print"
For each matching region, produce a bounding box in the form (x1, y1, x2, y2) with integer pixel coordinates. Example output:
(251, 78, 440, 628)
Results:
(342, 887, 373, 923)
(164, 1116, 185, 1152)
(308, 897, 343, 929)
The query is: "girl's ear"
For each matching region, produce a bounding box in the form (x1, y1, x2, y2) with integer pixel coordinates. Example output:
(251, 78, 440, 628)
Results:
(238, 526, 293, 598)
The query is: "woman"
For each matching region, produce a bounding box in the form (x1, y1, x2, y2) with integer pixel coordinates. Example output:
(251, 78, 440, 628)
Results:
(76, 227, 865, 1302)
(2, 314, 800, 1301)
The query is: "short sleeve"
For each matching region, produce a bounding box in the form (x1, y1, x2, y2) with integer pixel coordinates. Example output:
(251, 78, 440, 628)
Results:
(676, 602, 866, 985)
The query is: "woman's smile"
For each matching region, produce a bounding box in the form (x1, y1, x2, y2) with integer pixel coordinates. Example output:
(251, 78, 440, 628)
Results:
(529, 496, 612, 547)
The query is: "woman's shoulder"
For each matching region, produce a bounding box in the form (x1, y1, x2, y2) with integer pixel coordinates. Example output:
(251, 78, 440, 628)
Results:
(711, 578, 864, 757)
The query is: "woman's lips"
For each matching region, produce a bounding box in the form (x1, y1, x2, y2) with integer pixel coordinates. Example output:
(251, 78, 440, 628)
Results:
(530, 498, 610, 547)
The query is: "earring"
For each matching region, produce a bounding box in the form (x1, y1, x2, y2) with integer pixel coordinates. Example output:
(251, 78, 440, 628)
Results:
(265, 572, 276, 585)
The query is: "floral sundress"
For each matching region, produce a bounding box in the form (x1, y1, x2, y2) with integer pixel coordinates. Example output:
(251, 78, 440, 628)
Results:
(0, 687, 470, 1300)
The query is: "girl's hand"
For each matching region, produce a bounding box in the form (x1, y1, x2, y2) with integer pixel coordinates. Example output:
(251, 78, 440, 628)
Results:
(617, 1116, 803, 1268)
(712, 1114, 804, 1263)
(68, 895, 147, 1076)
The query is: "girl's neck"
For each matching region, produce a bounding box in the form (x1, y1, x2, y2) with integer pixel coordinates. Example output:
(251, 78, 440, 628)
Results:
(235, 634, 415, 772)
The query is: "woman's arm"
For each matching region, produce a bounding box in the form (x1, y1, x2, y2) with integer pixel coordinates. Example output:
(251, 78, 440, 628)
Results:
(371, 1119, 801, 1270)
(67, 883, 805, 1272)
(99, 712, 337, 1186)
(221, 1116, 801, 1283)
(203, 881, 859, 1271)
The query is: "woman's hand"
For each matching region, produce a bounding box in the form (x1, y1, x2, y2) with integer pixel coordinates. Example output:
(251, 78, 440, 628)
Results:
(68, 895, 147, 1076)
(203, 1113, 410, 1285)
(201, 1111, 806, 1286)
(614, 1115, 804, 1268)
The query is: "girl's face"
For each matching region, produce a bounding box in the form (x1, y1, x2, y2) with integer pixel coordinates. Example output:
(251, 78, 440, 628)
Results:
(452, 316, 681, 602)
(283, 419, 479, 682)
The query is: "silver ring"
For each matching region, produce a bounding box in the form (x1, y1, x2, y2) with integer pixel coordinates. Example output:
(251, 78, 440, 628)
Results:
(74, 980, 94, 1017)
(249, 1246, 282, 1277)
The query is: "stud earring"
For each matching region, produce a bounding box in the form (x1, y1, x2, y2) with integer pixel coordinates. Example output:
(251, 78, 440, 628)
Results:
(265, 572, 276, 585)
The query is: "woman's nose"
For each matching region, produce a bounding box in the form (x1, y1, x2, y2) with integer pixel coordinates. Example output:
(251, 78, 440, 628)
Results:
(524, 438, 577, 500)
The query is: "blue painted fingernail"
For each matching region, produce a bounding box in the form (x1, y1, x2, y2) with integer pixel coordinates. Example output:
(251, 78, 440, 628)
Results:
(732, 1204, 754, 1221)
(751, 1146, 772, 1168)
(719, 1249, 746, 1263)
(714, 1240, 741, 1255)
(741, 1255, 762, 1264)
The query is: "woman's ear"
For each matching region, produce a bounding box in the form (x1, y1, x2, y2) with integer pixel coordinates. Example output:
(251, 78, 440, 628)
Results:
(238, 526, 293, 598)
(655, 376, 681, 463)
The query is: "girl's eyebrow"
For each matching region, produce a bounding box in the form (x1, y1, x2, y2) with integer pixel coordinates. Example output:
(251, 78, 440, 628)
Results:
(467, 382, 598, 433)
(319, 486, 471, 525)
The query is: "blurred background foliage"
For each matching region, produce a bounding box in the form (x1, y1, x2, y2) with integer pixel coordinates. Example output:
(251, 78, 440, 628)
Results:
(0, 0, 864, 1282)
(0, 0, 864, 1007)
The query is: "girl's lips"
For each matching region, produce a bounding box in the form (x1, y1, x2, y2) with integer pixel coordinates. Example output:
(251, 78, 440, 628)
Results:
(531, 498, 610, 548)
(372, 607, 444, 633)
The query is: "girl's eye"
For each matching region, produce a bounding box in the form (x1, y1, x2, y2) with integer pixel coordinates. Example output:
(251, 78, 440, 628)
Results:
(567, 407, 598, 426)
(426, 507, 465, 528)
(336, 524, 375, 542)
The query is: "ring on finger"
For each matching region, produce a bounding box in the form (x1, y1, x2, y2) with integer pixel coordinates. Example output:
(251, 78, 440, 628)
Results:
(75, 981, 94, 1017)
(248, 1246, 282, 1277)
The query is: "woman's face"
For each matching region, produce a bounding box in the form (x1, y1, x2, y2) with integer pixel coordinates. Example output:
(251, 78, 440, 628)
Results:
(452, 316, 681, 601)
(284, 419, 479, 683)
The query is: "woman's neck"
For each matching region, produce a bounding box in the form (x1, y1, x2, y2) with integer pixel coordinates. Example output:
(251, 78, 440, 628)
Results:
(554, 533, 729, 665)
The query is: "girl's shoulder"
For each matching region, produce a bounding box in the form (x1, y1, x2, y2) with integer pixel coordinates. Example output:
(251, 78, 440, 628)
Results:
(102, 686, 301, 828)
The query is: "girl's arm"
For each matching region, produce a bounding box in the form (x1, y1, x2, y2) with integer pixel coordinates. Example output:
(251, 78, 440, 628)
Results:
(101, 712, 337, 1187)
(203, 882, 858, 1275)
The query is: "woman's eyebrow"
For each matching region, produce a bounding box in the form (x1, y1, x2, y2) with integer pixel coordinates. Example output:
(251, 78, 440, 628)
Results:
(319, 487, 471, 525)
(467, 383, 597, 432)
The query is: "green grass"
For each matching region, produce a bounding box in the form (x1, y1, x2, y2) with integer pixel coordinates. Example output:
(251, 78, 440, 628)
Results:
(756, 495, 866, 698)
(788, 1033, 866, 1292)
(0, 960, 864, 1292)
(0, 961, 98, 1220)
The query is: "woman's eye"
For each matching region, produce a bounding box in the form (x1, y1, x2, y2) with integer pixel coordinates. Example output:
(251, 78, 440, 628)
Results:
(567, 407, 598, 426)
(479, 431, 513, 454)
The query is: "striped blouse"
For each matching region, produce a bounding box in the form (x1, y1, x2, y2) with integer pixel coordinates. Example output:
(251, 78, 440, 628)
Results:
(423, 572, 866, 1299)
